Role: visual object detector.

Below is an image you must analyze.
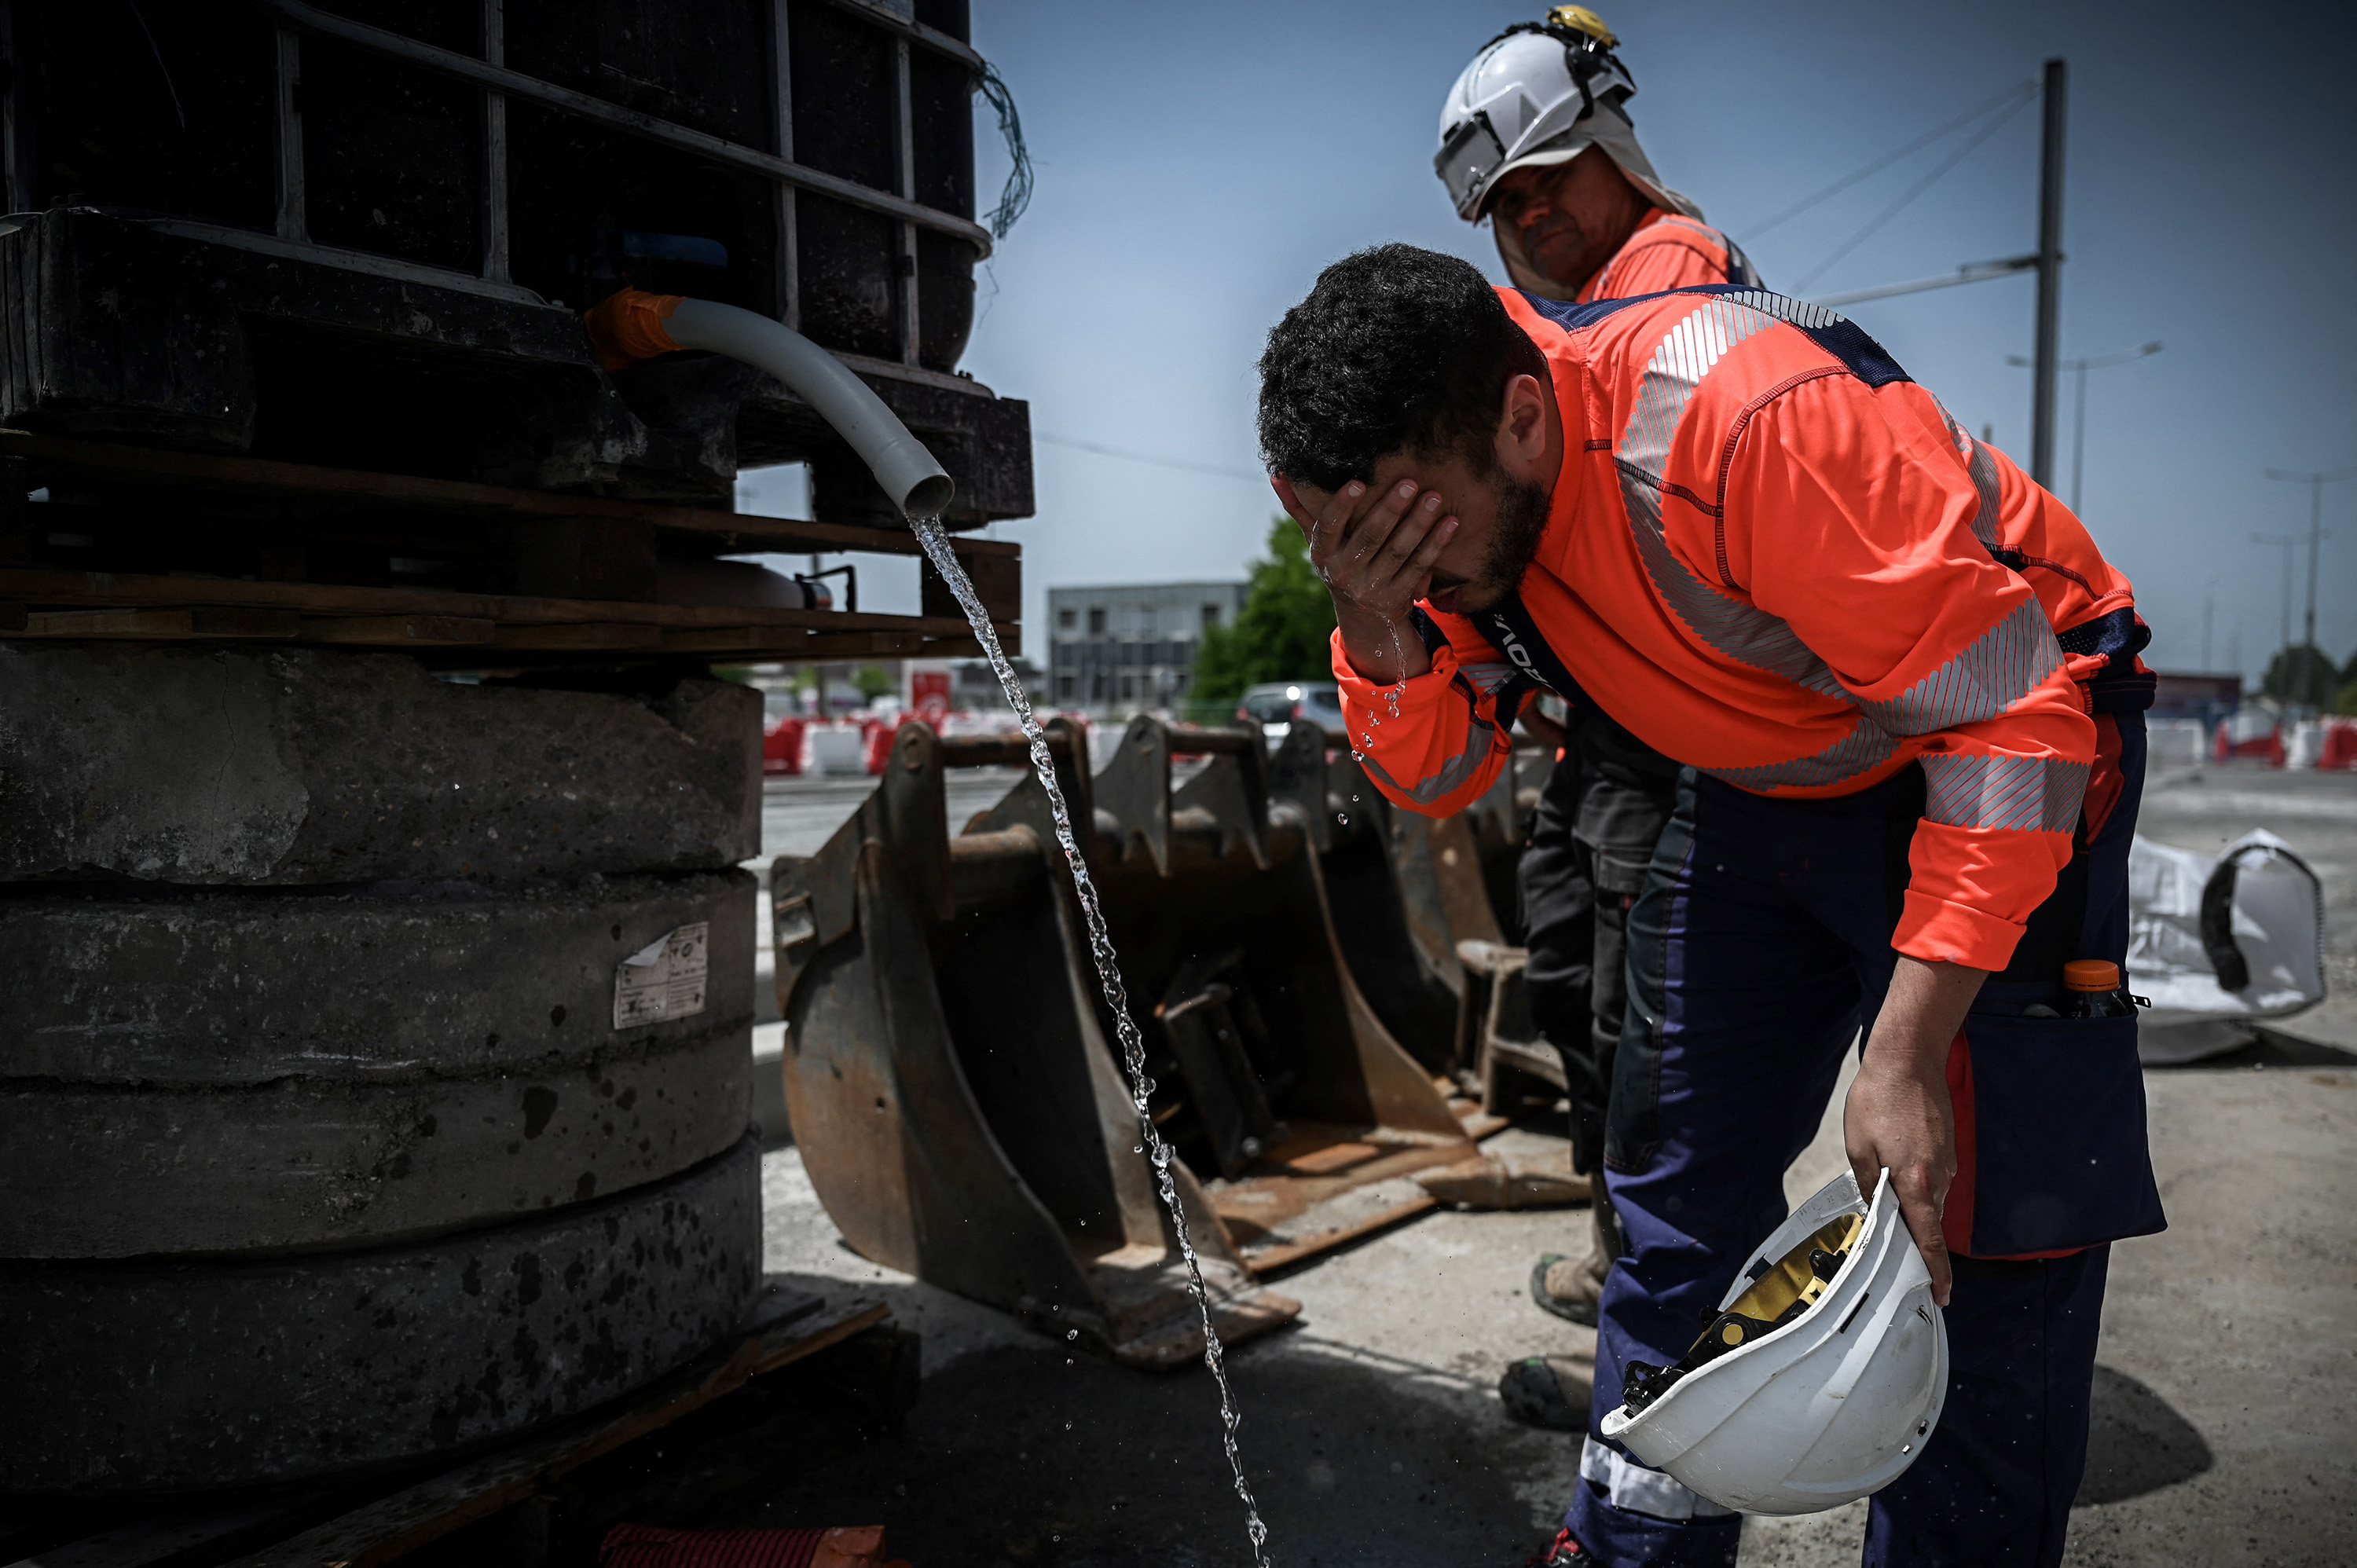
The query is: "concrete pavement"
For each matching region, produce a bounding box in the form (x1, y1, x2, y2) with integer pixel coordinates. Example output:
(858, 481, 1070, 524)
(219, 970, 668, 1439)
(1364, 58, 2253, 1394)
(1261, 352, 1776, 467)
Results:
(735, 763, 2356, 1566)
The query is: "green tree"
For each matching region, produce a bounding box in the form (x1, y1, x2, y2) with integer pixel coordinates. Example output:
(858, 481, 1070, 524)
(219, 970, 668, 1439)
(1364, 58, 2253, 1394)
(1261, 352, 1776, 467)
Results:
(2262, 643, 2339, 710)
(1191, 518, 1339, 706)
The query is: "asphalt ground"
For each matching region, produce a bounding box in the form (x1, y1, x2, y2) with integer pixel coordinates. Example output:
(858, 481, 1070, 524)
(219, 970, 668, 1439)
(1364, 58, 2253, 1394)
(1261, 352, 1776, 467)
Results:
(733, 764, 2357, 1567)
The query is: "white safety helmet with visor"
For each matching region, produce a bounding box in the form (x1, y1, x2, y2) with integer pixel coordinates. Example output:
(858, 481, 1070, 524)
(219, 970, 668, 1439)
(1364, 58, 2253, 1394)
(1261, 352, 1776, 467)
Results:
(1599, 1168, 1950, 1515)
(1435, 8, 1699, 225)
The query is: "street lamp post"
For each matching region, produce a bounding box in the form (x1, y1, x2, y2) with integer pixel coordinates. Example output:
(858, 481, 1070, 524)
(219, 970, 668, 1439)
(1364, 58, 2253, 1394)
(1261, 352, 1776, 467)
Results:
(2250, 532, 2296, 698)
(2007, 340, 2163, 514)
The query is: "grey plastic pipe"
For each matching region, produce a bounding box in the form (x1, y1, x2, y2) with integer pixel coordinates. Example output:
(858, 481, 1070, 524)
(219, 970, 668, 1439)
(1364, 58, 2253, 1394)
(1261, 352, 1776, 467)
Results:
(662, 298, 956, 520)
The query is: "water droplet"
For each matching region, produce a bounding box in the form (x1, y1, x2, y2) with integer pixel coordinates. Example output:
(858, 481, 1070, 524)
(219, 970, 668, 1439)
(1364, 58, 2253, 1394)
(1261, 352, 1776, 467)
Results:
(1066, 1328, 1078, 1341)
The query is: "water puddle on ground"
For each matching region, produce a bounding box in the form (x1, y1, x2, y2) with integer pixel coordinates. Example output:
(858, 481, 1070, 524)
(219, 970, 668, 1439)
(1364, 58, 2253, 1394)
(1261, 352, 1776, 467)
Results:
(910, 518, 1272, 1566)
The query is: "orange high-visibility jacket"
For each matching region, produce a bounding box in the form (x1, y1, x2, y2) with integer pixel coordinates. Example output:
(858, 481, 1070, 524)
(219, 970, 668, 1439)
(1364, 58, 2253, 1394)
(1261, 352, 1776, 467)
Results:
(1334, 286, 2142, 971)
(1580, 209, 1758, 302)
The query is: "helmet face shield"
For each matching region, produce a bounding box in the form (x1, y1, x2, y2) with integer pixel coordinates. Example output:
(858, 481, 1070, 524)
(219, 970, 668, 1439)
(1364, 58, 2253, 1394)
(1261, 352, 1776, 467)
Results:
(1435, 110, 1512, 219)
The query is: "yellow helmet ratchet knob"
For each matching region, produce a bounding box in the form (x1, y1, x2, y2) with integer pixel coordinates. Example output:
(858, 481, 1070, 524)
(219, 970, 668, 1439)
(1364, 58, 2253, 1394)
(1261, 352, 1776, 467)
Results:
(1548, 5, 1619, 46)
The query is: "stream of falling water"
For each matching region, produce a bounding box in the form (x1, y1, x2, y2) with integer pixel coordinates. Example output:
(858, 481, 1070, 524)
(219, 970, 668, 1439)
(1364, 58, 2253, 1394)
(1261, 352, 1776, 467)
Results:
(911, 518, 1272, 1567)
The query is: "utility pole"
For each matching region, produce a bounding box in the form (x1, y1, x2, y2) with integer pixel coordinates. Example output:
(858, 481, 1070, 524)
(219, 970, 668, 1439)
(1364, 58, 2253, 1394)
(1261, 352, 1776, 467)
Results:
(2251, 532, 2296, 695)
(2030, 58, 2067, 489)
(2262, 465, 2355, 654)
(2201, 578, 2215, 672)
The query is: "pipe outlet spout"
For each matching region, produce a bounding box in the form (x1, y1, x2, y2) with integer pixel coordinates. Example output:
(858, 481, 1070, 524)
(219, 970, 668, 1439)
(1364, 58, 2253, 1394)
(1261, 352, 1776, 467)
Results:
(585, 289, 955, 521)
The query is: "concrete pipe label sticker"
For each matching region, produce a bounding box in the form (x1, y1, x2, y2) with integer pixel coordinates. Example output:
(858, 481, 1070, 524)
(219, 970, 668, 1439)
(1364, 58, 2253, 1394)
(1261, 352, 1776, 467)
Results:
(613, 922, 709, 1028)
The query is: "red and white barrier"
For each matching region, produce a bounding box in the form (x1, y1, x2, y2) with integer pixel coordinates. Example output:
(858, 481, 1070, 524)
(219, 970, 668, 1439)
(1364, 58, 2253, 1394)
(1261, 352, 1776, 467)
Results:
(761, 716, 805, 776)
(2205, 713, 2357, 770)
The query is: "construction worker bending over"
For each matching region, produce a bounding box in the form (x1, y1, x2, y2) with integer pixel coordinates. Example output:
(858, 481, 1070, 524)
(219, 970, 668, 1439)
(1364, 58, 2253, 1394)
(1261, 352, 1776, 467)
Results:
(1258, 246, 2161, 1568)
(1432, 8, 1761, 1388)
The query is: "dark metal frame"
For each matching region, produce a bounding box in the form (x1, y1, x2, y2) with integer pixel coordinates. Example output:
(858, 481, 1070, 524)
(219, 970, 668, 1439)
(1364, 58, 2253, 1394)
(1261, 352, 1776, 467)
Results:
(5, 0, 992, 372)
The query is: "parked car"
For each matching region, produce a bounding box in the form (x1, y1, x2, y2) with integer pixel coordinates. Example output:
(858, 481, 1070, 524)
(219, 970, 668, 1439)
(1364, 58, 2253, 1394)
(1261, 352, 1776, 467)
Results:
(1238, 682, 1347, 744)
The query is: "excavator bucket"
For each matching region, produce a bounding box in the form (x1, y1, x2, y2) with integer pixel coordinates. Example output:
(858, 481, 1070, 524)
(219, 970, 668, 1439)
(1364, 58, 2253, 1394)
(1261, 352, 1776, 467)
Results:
(1269, 724, 1478, 1075)
(1267, 720, 1542, 1097)
(772, 720, 1294, 1369)
(1461, 737, 1549, 943)
(772, 718, 1490, 1363)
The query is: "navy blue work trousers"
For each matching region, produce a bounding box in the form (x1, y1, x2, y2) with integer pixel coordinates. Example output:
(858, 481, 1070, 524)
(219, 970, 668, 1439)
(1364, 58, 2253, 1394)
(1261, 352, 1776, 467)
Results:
(1565, 715, 2155, 1567)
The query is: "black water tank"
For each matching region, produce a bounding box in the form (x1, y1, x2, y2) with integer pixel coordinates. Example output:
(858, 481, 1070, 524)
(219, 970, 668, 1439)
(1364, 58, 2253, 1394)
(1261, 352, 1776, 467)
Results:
(8, 0, 984, 371)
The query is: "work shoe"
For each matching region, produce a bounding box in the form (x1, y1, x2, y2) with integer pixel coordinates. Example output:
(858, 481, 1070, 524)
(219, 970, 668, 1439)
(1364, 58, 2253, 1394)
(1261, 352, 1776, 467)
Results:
(1530, 1193, 1622, 1324)
(1497, 1350, 1593, 1432)
(1524, 1526, 1599, 1564)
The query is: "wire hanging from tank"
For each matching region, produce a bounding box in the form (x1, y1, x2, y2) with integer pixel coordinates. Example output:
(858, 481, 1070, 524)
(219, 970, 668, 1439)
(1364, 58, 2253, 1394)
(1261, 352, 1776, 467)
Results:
(977, 62, 1033, 239)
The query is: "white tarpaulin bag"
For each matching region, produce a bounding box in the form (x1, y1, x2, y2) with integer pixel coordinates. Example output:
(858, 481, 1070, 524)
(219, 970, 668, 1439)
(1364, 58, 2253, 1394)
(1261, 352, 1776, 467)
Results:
(2127, 830, 2326, 1063)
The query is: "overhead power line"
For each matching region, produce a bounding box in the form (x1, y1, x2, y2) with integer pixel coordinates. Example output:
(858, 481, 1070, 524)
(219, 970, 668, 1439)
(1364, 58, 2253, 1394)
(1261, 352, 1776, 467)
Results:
(1810, 253, 2036, 307)
(1791, 87, 2040, 293)
(1036, 432, 1267, 484)
(1738, 80, 2036, 244)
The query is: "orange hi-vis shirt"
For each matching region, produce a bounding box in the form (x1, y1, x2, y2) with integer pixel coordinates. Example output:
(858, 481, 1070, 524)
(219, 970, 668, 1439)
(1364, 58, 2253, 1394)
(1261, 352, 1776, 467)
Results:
(1578, 208, 1758, 302)
(1334, 285, 2141, 972)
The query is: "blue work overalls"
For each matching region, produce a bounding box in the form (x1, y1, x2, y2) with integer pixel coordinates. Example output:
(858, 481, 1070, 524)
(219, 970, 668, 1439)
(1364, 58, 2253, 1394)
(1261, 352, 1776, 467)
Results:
(1565, 704, 2161, 1568)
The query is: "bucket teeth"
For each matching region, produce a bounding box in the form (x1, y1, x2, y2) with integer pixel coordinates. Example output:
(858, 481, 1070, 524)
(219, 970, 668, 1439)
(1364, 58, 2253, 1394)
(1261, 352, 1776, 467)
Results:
(773, 716, 1531, 1350)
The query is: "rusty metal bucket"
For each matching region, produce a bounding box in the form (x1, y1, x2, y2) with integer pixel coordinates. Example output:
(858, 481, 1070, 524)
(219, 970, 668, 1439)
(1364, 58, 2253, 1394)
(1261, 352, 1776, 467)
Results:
(1267, 724, 1483, 1080)
(772, 717, 1494, 1365)
(1267, 721, 1553, 1096)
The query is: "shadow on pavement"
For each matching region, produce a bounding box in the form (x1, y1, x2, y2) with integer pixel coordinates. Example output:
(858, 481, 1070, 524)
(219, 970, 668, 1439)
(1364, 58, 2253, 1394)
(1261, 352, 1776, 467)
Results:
(2147, 1028, 2357, 1071)
(2077, 1364, 2213, 1505)
(711, 1280, 1567, 1568)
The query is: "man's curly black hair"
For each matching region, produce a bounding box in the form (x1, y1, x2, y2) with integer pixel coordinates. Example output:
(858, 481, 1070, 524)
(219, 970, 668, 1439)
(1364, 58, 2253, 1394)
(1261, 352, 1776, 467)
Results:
(1256, 244, 1547, 492)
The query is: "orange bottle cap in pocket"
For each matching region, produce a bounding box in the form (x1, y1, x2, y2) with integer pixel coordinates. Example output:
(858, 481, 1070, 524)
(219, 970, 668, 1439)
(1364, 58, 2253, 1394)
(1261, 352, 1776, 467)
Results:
(2062, 958, 2121, 991)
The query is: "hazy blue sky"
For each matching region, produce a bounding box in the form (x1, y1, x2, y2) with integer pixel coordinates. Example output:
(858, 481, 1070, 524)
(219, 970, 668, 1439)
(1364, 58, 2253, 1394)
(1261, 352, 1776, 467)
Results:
(746, 0, 2357, 684)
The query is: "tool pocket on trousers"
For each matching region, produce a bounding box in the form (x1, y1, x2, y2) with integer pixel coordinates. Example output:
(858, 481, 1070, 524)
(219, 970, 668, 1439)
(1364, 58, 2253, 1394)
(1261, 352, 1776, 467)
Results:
(1957, 984, 2166, 1257)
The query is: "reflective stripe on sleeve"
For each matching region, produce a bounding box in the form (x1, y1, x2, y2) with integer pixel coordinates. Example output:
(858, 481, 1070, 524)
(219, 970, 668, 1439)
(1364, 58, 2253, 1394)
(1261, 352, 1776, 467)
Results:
(1860, 599, 2063, 736)
(1934, 404, 2004, 552)
(1920, 753, 2089, 833)
(1357, 704, 1500, 807)
(1457, 661, 1519, 698)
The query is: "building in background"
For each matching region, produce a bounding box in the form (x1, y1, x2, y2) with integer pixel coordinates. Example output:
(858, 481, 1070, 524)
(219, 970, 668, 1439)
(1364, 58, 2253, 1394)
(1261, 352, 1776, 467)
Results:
(1046, 581, 1248, 715)
(2150, 672, 2245, 730)
(951, 657, 1047, 709)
